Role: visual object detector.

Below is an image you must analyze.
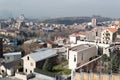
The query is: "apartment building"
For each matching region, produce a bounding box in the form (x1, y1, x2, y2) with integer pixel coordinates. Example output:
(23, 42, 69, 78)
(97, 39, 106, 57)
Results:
(101, 28, 117, 44)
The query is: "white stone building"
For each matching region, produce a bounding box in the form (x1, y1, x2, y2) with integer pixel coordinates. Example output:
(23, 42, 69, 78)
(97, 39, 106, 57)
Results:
(0, 52, 22, 77)
(3, 52, 21, 63)
(69, 33, 80, 44)
(0, 60, 20, 77)
(68, 44, 98, 70)
(69, 33, 86, 44)
(22, 48, 57, 75)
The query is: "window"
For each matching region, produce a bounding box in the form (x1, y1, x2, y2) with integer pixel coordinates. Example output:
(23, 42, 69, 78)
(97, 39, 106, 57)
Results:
(30, 63, 33, 66)
(106, 31, 109, 33)
(74, 55, 76, 62)
(27, 56, 29, 60)
(2, 70, 4, 73)
(96, 32, 98, 36)
(26, 69, 27, 72)
(30, 70, 32, 73)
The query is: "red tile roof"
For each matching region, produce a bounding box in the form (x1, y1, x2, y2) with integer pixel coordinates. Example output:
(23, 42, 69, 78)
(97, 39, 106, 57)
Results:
(106, 28, 117, 33)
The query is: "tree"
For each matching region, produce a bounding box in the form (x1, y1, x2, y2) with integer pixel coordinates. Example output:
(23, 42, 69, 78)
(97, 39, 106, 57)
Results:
(42, 59, 53, 71)
(21, 43, 42, 55)
(117, 28, 120, 34)
(100, 54, 109, 73)
(100, 54, 109, 62)
(108, 48, 120, 73)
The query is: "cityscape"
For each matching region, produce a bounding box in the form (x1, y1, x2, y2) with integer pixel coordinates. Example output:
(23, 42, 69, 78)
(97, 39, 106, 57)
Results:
(0, 0, 120, 80)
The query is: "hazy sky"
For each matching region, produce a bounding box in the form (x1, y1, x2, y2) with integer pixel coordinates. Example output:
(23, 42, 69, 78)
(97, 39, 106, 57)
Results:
(0, 0, 120, 18)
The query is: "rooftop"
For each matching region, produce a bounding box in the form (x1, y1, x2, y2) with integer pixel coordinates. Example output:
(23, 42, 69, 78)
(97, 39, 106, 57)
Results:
(106, 28, 117, 33)
(70, 44, 95, 52)
(26, 48, 57, 62)
(69, 33, 80, 37)
(3, 52, 21, 56)
(2, 60, 20, 69)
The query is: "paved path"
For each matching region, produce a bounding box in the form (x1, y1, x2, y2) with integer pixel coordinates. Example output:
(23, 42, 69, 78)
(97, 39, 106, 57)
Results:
(29, 72, 56, 80)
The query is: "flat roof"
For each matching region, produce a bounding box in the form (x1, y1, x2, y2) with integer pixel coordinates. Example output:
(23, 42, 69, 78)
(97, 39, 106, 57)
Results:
(70, 44, 95, 52)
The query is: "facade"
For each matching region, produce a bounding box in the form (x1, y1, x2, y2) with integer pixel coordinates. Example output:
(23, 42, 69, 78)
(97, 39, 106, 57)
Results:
(0, 52, 21, 77)
(3, 52, 21, 63)
(0, 64, 14, 76)
(101, 28, 117, 44)
(69, 33, 80, 44)
(86, 31, 96, 41)
(113, 21, 120, 29)
(54, 37, 66, 46)
(92, 18, 97, 27)
(103, 47, 110, 56)
(47, 41, 55, 48)
(22, 48, 57, 75)
(68, 44, 98, 70)
(69, 36, 79, 44)
(103, 45, 120, 57)
(0, 60, 20, 77)
(86, 27, 104, 42)
(0, 30, 18, 37)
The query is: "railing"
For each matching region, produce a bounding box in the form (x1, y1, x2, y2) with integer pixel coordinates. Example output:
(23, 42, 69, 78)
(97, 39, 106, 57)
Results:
(76, 56, 102, 70)
(77, 63, 81, 67)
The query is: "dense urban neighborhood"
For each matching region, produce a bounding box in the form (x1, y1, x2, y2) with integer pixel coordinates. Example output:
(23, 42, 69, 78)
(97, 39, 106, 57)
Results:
(0, 15, 120, 80)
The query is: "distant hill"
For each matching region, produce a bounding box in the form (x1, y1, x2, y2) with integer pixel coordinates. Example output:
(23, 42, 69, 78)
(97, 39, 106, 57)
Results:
(40, 16, 113, 25)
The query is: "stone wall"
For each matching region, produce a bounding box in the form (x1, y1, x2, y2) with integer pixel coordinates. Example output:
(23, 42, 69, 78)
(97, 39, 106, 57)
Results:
(75, 72, 120, 80)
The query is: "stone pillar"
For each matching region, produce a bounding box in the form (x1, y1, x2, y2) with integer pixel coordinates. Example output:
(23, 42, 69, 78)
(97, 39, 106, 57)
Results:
(71, 69, 75, 80)
(109, 70, 112, 80)
(80, 69, 83, 80)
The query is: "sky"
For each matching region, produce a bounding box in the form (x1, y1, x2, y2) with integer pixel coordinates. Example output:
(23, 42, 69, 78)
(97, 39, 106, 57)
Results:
(0, 0, 120, 18)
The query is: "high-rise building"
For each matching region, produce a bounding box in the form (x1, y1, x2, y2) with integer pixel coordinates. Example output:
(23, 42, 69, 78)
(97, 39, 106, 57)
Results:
(92, 18, 97, 27)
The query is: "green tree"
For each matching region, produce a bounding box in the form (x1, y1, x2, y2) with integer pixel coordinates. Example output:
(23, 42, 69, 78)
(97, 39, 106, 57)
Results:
(100, 54, 109, 73)
(117, 28, 120, 34)
(42, 59, 53, 71)
(108, 48, 120, 73)
(100, 54, 109, 62)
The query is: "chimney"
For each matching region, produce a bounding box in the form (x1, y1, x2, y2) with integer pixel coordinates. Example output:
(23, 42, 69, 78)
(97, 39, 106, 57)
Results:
(0, 38, 3, 58)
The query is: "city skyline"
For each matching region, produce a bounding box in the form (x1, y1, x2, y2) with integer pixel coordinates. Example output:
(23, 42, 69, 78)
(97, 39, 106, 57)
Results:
(0, 0, 120, 18)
